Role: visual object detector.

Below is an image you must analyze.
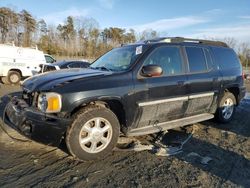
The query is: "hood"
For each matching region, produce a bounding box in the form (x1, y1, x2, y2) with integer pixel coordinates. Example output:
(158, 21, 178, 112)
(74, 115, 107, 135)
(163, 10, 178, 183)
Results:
(22, 68, 111, 92)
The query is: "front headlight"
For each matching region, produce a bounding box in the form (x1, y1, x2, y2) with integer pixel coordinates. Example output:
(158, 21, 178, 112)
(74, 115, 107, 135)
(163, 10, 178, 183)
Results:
(37, 92, 62, 113)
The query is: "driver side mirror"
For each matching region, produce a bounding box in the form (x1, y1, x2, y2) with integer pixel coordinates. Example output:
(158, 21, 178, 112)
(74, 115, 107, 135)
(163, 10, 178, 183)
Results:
(141, 65, 163, 77)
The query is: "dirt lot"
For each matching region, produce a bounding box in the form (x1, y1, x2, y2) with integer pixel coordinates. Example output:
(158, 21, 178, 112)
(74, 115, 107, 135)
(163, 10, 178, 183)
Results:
(0, 83, 250, 188)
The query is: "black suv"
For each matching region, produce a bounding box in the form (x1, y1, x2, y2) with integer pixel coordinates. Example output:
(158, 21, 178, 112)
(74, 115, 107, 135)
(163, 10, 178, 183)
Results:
(5, 37, 246, 161)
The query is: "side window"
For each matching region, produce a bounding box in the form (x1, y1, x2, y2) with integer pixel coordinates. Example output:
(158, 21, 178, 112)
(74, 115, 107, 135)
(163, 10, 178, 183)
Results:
(45, 55, 54, 64)
(186, 47, 207, 73)
(204, 49, 213, 70)
(68, 62, 80, 68)
(79, 62, 89, 68)
(44, 65, 56, 72)
(143, 46, 184, 76)
(212, 47, 240, 70)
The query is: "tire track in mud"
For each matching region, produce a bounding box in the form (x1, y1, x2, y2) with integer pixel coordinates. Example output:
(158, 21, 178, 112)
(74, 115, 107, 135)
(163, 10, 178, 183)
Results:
(10, 148, 96, 187)
(0, 142, 57, 170)
(20, 156, 72, 187)
(33, 161, 95, 188)
(30, 150, 140, 187)
(32, 153, 126, 187)
(0, 140, 68, 185)
(70, 152, 175, 187)
(1, 153, 70, 187)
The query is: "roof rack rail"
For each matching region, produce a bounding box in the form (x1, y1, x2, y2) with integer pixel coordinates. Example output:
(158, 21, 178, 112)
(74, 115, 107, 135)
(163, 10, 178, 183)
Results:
(143, 37, 229, 47)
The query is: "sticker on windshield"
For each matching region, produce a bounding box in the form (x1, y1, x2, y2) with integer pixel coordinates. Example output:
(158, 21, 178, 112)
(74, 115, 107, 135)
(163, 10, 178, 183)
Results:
(135, 45, 142, 55)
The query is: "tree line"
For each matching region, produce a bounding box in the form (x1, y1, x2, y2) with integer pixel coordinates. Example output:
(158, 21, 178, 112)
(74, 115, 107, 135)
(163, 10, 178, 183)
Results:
(0, 7, 249, 67)
(0, 7, 157, 59)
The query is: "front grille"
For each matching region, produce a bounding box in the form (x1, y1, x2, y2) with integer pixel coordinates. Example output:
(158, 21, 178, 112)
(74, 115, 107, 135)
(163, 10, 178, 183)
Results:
(22, 89, 34, 106)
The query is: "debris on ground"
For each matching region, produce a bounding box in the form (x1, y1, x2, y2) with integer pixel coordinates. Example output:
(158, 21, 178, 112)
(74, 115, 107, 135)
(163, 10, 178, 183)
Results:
(186, 152, 213, 165)
(116, 125, 197, 157)
(155, 147, 182, 156)
(201, 156, 213, 165)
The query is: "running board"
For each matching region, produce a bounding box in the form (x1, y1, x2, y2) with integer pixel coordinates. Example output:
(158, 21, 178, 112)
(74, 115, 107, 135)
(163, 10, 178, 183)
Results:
(127, 113, 214, 137)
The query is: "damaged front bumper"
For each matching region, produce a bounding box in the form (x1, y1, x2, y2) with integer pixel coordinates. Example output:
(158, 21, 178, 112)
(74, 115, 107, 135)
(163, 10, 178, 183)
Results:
(5, 97, 72, 146)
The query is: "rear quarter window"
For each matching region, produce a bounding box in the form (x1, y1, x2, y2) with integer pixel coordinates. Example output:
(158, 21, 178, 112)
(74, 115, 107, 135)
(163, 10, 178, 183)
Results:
(211, 47, 240, 70)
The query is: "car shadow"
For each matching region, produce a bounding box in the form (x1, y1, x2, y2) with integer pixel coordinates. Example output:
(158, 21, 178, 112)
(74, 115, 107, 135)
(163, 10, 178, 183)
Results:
(161, 129, 250, 187)
(202, 98, 250, 138)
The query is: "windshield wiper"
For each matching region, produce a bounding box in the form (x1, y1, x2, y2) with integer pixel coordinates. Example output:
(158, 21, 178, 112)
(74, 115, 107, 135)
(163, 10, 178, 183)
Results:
(93, 66, 112, 71)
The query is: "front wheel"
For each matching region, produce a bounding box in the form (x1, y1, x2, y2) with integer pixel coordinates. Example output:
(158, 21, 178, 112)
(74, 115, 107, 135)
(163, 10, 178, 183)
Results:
(66, 105, 120, 161)
(216, 92, 236, 123)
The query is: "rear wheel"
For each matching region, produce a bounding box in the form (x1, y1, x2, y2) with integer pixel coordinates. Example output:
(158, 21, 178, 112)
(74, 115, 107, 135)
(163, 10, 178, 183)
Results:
(7, 71, 21, 85)
(216, 92, 236, 123)
(66, 105, 120, 161)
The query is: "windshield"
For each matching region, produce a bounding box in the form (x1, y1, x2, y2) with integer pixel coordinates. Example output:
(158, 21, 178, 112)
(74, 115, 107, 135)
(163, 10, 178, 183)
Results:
(90, 45, 145, 71)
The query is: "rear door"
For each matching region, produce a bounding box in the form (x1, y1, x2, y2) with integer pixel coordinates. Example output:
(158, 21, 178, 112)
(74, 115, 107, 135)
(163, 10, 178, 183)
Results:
(184, 46, 219, 116)
(136, 45, 188, 127)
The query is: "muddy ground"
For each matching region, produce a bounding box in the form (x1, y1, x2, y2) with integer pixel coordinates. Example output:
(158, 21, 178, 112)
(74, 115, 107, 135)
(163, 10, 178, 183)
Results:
(0, 83, 249, 188)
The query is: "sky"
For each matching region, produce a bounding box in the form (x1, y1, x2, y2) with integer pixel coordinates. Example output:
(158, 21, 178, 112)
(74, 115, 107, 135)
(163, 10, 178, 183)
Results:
(1, 0, 250, 43)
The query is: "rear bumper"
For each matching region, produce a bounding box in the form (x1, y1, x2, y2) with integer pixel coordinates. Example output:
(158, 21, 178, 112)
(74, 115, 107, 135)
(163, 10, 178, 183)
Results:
(5, 97, 72, 146)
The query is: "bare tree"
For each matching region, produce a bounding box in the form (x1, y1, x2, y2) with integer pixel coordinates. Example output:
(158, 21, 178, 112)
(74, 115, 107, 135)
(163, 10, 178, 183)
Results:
(238, 42, 250, 68)
(139, 29, 158, 40)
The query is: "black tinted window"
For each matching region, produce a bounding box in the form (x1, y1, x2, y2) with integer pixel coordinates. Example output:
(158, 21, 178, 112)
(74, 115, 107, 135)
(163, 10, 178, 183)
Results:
(68, 62, 80, 68)
(186, 47, 207, 72)
(44, 65, 56, 72)
(212, 47, 240, 70)
(143, 46, 183, 76)
(79, 62, 89, 68)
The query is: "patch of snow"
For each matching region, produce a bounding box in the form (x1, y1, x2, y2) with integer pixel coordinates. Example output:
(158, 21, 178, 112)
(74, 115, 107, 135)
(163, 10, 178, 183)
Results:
(245, 93, 250, 100)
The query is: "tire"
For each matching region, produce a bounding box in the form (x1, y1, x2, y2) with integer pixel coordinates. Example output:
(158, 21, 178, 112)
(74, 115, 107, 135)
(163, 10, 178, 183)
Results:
(216, 92, 236, 123)
(7, 71, 21, 85)
(66, 105, 120, 161)
(1, 77, 10, 85)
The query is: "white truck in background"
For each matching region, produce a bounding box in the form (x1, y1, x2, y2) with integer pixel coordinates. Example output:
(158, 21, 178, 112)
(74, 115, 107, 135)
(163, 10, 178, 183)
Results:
(0, 43, 56, 84)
